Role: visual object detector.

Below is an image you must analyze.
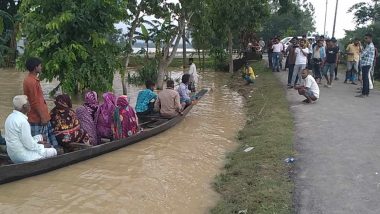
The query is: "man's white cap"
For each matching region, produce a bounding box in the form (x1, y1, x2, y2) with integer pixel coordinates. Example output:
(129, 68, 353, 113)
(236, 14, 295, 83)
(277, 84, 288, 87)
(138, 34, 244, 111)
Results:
(13, 95, 28, 110)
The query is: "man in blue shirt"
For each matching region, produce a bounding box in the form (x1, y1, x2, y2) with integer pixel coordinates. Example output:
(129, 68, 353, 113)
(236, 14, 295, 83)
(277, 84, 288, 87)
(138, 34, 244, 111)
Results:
(357, 33, 375, 98)
(135, 80, 157, 116)
(178, 74, 192, 107)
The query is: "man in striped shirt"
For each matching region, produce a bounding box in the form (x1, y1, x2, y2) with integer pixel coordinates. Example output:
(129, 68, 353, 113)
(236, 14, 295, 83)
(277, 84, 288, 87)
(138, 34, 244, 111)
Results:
(357, 33, 375, 98)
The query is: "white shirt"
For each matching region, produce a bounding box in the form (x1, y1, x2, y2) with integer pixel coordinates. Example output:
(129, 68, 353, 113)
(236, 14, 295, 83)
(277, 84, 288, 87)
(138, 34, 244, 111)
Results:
(295, 47, 309, 65)
(303, 75, 319, 98)
(4, 110, 46, 163)
(189, 63, 199, 84)
(272, 43, 284, 53)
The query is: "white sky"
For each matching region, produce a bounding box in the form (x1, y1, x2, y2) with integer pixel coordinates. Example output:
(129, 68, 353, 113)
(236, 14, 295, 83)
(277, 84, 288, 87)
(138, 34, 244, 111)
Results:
(308, 0, 371, 38)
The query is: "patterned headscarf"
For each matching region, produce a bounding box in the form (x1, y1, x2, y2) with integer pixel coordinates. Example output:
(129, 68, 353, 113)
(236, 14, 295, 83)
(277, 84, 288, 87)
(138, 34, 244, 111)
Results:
(117, 95, 130, 108)
(54, 94, 72, 109)
(85, 91, 98, 106)
(84, 91, 98, 119)
(113, 95, 139, 139)
(99, 92, 116, 124)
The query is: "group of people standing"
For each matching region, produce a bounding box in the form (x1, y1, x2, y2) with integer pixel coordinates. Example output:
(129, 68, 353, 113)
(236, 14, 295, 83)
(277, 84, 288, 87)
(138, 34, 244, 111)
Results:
(269, 33, 377, 103)
(2, 57, 199, 164)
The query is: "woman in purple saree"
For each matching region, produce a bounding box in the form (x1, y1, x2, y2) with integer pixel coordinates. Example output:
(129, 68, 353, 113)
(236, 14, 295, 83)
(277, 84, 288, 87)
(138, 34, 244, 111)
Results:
(76, 91, 99, 145)
(95, 92, 116, 140)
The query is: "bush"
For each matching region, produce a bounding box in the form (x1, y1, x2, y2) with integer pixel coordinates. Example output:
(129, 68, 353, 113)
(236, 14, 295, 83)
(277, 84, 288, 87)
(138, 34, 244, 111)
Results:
(128, 60, 158, 85)
(209, 47, 228, 71)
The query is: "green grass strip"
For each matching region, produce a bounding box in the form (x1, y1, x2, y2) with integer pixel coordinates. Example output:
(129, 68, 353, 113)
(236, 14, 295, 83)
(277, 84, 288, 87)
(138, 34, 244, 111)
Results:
(211, 61, 295, 214)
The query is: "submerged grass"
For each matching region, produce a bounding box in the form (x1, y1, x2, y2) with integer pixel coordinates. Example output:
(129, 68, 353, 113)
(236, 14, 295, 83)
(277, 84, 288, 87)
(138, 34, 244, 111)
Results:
(211, 61, 294, 214)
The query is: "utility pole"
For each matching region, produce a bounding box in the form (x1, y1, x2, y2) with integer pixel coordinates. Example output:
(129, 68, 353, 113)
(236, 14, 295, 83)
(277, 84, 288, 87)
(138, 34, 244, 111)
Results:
(332, 0, 339, 38)
(324, 0, 328, 36)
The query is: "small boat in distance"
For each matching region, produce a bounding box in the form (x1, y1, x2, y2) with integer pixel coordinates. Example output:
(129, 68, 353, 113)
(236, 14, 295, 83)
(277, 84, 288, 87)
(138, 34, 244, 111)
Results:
(0, 89, 208, 185)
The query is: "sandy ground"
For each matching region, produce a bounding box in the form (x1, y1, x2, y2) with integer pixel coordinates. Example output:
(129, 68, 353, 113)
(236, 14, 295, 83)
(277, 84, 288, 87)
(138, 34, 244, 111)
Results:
(275, 70, 380, 214)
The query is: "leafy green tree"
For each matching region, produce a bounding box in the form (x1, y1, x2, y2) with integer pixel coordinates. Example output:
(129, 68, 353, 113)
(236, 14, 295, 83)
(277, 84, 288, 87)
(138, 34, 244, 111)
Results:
(151, 2, 185, 89)
(345, 0, 380, 79)
(188, 0, 212, 70)
(260, 0, 316, 40)
(19, 0, 125, 94)
(0, 0, 22, 67)
(207, 0, 270, 73)
(348, 0, 380, 26)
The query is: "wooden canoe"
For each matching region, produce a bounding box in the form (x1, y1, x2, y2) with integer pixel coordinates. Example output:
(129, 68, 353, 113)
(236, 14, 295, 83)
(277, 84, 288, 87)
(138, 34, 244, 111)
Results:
(0, 89, 208, 185)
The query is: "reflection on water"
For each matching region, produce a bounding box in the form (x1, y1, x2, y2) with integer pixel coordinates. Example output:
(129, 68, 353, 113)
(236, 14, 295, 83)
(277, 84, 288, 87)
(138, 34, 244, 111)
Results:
(0, 69, 244, 214)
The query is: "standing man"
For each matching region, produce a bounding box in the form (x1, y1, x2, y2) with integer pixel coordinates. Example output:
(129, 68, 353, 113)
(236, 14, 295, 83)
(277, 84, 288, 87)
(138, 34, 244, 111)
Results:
(312, 39, 326, 84)
(272, 38, 283, 72)
(292, 39, 309, 87)
(357, 33, 375, 98)
(344, 38, 362, 84)
(286, 37, 298, 88)
(188, 58, 199, 92)
(267, 38, 274, 69)
(23, 57, 58, 148)
(322, 38, 339, 88)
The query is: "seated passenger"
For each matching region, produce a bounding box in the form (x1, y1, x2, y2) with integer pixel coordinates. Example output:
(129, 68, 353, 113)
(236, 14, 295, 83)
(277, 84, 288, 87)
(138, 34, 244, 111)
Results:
(112, 95, 139, 140)
(244, 63, 255, 85)
(96, 92, 116, 140)
(154, 80, 182, 118)
(177, 74, 192, 107)
(50, 94, 90, 151)
(135, 80, 157, 117)
(4, 95, 57, 163)
(76, 91, 99, 145)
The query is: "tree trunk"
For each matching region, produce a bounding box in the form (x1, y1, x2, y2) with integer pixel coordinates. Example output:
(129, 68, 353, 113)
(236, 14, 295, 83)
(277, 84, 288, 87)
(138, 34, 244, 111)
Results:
(156, 18, 184, 89)
(146, 41, 149, 59)
(121, 54, 130, 95)
(228, 29, 233, 73)
(121, 3, 143, 95)
(202, 49, 205, 71)
(157, 60, 167, 90)
(182, 28, 187, 71)
(197, 49, 201, 70)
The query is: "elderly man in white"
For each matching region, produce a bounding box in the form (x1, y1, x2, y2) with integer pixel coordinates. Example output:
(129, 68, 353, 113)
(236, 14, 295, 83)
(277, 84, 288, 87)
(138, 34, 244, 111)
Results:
(4, 95, 57, 163)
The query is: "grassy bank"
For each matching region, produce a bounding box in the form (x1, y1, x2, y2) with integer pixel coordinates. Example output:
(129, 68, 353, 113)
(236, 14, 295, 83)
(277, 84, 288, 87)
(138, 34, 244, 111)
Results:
(211, 61, 294, 214)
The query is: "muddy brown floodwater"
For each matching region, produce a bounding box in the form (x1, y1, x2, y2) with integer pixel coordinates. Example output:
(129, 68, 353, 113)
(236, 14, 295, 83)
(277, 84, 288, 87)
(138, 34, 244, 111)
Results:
(0, 69, 244, 214)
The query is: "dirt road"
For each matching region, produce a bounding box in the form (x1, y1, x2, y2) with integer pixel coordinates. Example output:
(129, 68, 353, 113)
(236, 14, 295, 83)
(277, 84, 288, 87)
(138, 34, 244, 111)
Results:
(275, 71, 380, 214)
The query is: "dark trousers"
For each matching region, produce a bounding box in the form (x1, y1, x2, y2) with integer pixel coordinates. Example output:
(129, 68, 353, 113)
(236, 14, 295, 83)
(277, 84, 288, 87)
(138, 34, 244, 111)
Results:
(287, 64, 295, 85)
(268, 52, 273, 68)
(362, 65, 371, 95)
(312, 61, 322, 79)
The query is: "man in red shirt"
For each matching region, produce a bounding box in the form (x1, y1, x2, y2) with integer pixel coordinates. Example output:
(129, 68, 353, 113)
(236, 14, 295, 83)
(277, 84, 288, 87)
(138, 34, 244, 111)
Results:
(23, 57, 58, 147)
